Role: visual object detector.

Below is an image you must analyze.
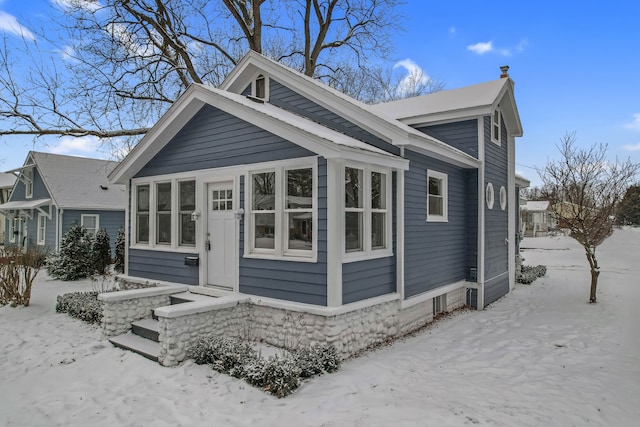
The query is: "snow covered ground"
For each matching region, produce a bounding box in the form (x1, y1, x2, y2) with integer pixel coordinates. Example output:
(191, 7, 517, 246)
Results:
(1, 229, 639, 426)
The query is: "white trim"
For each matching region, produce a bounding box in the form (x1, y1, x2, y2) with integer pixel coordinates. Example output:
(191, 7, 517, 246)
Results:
(81, 213, 100, 238)
(8, 217, 16, 243)
(396, 167, 405, 301)
(251, 292, 400, 317)
(477, 118, 486, 310)
(486, 182, 495, 209)
(24, 168, 33, 199)
(326, 159, 343, 307)
(400, 280, 467, 309)
(426, 169, 448, 222)
(499, 186, 507, 211)
(508, 135, 516, 291)
(491, 108, 502, 145)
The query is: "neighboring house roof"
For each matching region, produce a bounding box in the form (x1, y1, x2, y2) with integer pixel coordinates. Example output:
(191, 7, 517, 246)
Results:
(522, 201, 551, 212)
(0, 172, 16, 188)
(515, 173, 530, 188)
(110, 84, 410, 184)
(5, 152, 126, 210)
(369, 77, 523, 137)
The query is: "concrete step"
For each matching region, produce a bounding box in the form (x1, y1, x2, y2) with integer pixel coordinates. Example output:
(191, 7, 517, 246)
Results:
(131, 318, 160, 342)
(170, 291, 216, 305)
(109, 333, 160, 362)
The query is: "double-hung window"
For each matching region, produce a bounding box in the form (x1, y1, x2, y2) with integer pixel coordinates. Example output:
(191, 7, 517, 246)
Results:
(427, 170, 448, 222)
(136, 184, 150, 244)
(179, 180, 196, 246)
(491, 109, 501, 145)
(247, 162, 315, 260)
(156, 182, 172, 245)
(37, 214, 46, 246)
(344, 165, 391, 258)
(81, 214, 99, 238)
(25, 169, 33, 199)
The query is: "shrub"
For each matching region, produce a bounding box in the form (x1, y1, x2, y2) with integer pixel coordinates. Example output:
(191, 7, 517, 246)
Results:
(263, 352, 302, 398)
(55, 291, 102, 323)
(518, 264, 547, 284)
(0, 246, 46, 307)
(294, 342, 341, 378)
(90, 228, 111, 275)
(186, 335, 225, 365)
(114, 228, 125, 273)
(47, 224, 92, 280)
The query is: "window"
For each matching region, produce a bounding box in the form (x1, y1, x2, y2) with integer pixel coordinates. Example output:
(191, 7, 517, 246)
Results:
(25, 168, 33, 199)
(344, 165, 391, 257)
(248, 163, 315, 259)
(427, 170, 448, 222)
(156, 182, 172, 244)
(37, 214, 46, 245)
(491, 109, 501, 144)
(81, 214, 99, 238)
(499, 186, 507, 210)
(433, 294, 447, 315)
(486, 182, 495, 209)
(253, 74, 268, 100)
(136, 184, 150, 243)
(179, 180, 196, 246)
(9, 219, 16, 243)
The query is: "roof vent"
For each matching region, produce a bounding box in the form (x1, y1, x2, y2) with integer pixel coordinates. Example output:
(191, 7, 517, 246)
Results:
(100, 185, 108, 190)
(500, 65, 510, 78)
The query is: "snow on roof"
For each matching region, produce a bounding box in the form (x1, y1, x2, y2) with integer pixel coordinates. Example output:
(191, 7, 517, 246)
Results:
(30, 152, 126, 210)
(522, 200, 550, 211)
(369, 79, 507, 121)
(0, 172, 16, 188)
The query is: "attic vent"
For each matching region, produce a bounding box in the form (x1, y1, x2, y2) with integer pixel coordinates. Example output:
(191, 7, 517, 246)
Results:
(100, 185, 108, 190)
(500, 65, 510, 78)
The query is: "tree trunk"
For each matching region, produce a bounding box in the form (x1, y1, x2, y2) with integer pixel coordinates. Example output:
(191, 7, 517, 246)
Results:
(584, 246, 600, 303)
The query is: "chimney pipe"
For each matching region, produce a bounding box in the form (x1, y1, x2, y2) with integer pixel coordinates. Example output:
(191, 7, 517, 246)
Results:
(500, 65, 510, 78)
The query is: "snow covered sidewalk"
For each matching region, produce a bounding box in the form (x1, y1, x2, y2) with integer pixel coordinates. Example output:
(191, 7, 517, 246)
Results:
(1, 229, 638, 426)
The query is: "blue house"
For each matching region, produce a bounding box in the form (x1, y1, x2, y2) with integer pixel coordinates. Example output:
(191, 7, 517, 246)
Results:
(1, 152, 126, 254)
(109, 52, 522, 319)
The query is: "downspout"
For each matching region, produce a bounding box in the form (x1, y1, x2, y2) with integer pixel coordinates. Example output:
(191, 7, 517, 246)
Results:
(397, 146, 405, 301)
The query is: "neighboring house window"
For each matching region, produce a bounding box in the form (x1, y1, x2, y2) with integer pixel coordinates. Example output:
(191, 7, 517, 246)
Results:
(491, 109, 501, 145)
(9, 218, 16, 243)
(344, 165, 392, 257)
(81, 214, 100, 238)
(247, 162, 316, 259)
(179, 180, 196, 246)
(136, 184, 150, 244)
(25, 168, 33, 199)
(427, 170, 448, 222)
(500, 186, 507, 210)
(486, 182, 495, 209)
(156, 182, 172, 244)
(37, 214, 46, 246)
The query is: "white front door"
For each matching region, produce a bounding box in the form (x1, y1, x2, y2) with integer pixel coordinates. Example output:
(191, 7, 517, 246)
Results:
(206, 181, 236, 289)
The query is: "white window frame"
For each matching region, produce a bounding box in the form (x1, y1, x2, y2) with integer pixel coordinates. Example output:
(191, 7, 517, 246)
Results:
(486, 182, 495, 209)
(342, 163, 393, 262)
(499, 186, 507, 211)
(491, 108, 502, 145)
(155, 181, 172, 245)
(131, 177, 198, 251)
(81, 214, 100, 238)
(25, 168, 34, 199)
(37, 213, 47, 246)
(426, 170, 448, 222)
(178, 179, 196, 247)
(9, 218, 16, 243)
(246, 159, 317, 262)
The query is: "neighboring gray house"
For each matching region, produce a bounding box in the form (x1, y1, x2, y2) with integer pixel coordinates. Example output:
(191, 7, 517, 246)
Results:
(0, 172, 17, 243)
(1, 152, 126, 254)
(110, 52, 523, 313)
(521, 200, 555, 237)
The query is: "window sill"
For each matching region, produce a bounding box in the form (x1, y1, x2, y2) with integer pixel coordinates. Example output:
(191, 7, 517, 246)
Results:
(426, 217, 448, 223)
(243, 252, 317, 263)
(342, 249, 393, 264)
(129, 244, 198, 254)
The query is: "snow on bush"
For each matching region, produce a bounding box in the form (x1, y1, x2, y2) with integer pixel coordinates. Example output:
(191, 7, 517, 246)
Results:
(518, 265, 547, 284)
(90, 228, 111, 275)
(47, 224, 93, 281)
(114, 228, 125, 274)
(0, 246, 46, 307)
(186, 336, 341, 397)
(55, 291, 102, 323)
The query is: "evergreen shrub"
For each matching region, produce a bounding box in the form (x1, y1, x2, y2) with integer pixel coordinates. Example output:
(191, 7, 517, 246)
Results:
(518, 264, 547, 284)
(55, 291, 102, 323)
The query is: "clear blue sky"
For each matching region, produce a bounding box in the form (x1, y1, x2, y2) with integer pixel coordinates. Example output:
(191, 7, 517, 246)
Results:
(1, 0, 639, 187)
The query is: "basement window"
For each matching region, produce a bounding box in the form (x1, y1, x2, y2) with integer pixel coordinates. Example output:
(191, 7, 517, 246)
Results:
(433, 294, 447, 315)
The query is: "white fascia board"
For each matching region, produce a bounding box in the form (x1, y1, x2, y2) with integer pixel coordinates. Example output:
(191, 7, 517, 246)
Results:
(334, 146, 409, 171)
(404, 134, 479, 169)
(399, 106, 492, 127)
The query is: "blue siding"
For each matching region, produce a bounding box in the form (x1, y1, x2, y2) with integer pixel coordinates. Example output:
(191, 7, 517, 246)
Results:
(239, 158, 328, 305)
(342, 256, 395, 304)
(269, 79, 400, 156)
(404, 150, 474, 298)
(483, 116, 509, 307)
(128, 248, 199, 285)
(136, 105, 315, 177)
(415, 120, 479, 158)
(9, 167, 51, 202)
(63, 210, 125, 255)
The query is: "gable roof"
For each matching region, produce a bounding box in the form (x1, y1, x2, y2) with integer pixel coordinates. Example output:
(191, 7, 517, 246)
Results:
(219, 51, 479, 168)
(369, 78, 523, 137)
(8, 152, 126, 210)
(0, 172, 16, 188)
(522, 201, 551, 212)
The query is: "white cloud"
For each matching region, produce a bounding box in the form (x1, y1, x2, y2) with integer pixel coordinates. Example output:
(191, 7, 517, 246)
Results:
(449, 27, 456, 36)
(59, 45, 78, 62)
(624, 113, 640, 130)
(623, 143, 640, 151)
(467, 41, 493, 55)
(516, 38, 528, 52)
(393, 59, 431, 98)
(0, 11, 35, 41)
(48, 135, 100, 155)
(52, 0, 101, 12)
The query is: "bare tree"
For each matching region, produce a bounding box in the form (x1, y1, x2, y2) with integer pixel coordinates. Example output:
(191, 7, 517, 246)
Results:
(0, 0, 404, 155)
(538, 132, 640, 303)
